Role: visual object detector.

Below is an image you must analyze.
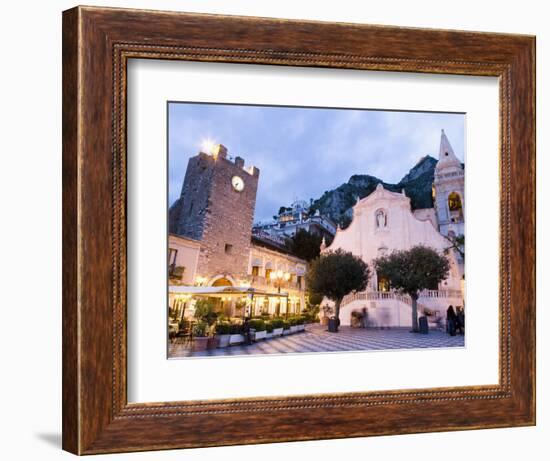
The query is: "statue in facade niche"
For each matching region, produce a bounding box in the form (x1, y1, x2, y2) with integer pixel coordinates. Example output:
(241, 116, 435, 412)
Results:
(376, 209, 387, 228)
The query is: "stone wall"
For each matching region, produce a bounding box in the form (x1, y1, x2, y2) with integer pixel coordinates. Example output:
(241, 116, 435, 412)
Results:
(198, 156, 259, 281)
(169, 148, 260, 284)
(168, 153, 216, 240)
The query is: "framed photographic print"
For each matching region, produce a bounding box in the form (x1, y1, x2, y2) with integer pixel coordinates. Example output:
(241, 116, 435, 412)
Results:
(62, 6, 535, 455)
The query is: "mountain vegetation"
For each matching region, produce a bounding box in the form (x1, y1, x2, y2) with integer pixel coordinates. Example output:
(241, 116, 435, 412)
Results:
(308, 155, 438, 228)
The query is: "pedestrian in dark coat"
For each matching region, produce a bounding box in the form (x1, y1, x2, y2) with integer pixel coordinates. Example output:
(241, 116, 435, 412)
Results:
(456, 306, 465, 335)
(446, 305, 457, 336)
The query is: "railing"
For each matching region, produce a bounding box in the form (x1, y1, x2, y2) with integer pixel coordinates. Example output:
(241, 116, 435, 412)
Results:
(341, 289, 462, 313)
(419, 289, 462, 298)
(342, 289, 462, 306)
(340, 290, 462, 330)
(342, 290, 415, 306)
(251, 229, 288, 246)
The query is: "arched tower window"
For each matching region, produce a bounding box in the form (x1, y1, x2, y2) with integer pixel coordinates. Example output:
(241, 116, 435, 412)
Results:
(447, 192, 463, 222)
(448, 192, 462, 212)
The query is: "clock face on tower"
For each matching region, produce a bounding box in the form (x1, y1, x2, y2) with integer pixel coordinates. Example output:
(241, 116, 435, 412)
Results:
(231, 175, 245, 192)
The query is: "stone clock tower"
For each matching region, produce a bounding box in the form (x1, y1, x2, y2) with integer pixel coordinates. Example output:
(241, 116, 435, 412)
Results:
(169, 144, 260, 284)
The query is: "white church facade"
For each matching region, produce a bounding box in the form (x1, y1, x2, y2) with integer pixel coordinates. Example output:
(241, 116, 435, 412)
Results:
(321, 130, 465, 328)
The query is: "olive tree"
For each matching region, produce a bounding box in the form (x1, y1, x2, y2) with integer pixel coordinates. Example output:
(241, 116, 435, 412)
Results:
(306, 249, 369, 331)
(374, 245, 450, 332)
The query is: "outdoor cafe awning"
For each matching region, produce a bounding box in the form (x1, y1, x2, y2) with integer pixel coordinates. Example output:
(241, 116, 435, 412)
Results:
(169, 285, 289, 298)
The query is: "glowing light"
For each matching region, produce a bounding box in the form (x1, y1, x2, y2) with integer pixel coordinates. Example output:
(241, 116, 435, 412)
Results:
(200, 138, 216, 155)
(195, 276, 207, 286)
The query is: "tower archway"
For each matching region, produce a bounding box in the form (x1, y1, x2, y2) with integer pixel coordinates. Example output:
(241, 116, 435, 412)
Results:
(447, 192, 463, 222)
(209, 274, 237, 287)
(448, 192, 463, 212)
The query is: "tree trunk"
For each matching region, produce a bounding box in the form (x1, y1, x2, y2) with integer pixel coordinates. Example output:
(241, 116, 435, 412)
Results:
(334, 298, 341, 332)
(411, 294, 419, 333)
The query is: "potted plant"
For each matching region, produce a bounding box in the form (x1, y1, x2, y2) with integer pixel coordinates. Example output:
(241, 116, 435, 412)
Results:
(271, 318, 284, 336)
(207, 333, 218, 350)
(194, 299, 218, 326)
(191, 321, 209, 351)
(289, 316, 299, 334)
(229, 322, 245, 345)
(249, 319, 266, 341)
(282, 320, 291, 335)
(168, 265, 186, 284)
(297, 316, 306, 332)
(215, 321, 231, 348)
(265, 321, 274, 339)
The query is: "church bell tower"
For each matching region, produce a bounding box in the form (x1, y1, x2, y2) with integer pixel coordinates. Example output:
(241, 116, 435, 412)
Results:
(433, 129, 465, 237)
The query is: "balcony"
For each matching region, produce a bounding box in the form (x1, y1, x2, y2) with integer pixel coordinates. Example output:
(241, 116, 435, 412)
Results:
(168, 264, 186, 283)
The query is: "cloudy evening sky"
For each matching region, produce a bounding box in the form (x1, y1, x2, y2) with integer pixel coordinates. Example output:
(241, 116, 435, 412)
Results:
(168, 103, 465, 223)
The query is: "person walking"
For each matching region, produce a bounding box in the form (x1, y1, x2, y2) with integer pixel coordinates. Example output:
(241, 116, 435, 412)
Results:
(456, 306, 465, 335)
(446, 305, 457, 336)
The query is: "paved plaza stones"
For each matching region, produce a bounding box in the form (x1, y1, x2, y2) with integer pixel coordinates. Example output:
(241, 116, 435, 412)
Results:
(168, 324, 465, 358)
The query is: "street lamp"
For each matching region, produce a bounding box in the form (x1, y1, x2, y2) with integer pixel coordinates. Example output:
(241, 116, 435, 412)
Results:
(270, 270, 291, 317)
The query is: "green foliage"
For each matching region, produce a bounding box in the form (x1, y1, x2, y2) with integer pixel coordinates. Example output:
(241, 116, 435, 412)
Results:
(339, 214, 352, 230)
(215, 321, 231, 335)
(235, 300, 246, 312)
(306, 249, 369, 303)
(282, 320, 291, 330)
(278, 206, 292, 215)
(302, 305, 319, 323)
(297, 316, 305, 325)
(285, 228, 323, 262)
(308, 157, 438, 224)
(286, 316, 305, 326)
(248, 319, 266, 331)
(169, 266, 186, 282)
(288, 316, 299, 326)
(229, 322, 243, 335)
(444, 233, 465, 259)
(307, 291, 324, 307)
(265, 321, 274, 333)
(374, 245, 450, 299)
(194, 299, 218, 326)
(271, 318, 285, 329)
(192, 321, 208, 337)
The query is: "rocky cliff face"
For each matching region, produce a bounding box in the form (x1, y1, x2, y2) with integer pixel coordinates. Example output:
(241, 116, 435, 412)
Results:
(308, 155, 438, 228)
